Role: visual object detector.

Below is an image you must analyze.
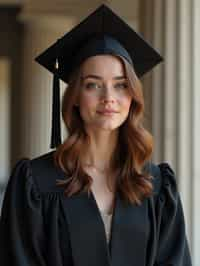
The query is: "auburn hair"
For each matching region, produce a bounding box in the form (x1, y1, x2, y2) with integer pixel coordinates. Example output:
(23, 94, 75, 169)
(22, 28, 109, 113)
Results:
(54, 55, 154, 205)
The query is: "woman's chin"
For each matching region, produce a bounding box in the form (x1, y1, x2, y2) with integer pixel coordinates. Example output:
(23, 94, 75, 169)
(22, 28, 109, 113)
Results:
(84, 119, 125, 132)
(92, 122, 121, 131)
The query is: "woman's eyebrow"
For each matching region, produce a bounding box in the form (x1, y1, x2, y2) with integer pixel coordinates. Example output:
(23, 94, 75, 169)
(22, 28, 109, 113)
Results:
(81, 75, 102, 80)
(114, 76, 127, 80)
(81, 75, 127, 80)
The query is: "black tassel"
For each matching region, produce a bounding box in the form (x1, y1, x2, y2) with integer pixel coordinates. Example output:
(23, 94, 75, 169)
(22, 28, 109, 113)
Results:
(50, 61, 61, 149)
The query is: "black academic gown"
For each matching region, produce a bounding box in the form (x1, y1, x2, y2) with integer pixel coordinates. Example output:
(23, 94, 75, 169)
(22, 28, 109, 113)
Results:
(0, 151, 192, 266)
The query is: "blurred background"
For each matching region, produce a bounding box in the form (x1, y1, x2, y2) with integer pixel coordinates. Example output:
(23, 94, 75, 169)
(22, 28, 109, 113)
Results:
(0, 0, 199, 265)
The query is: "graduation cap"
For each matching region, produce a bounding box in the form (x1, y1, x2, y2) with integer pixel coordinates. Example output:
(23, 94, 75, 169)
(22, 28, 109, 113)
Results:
(35, 4, 163, 149)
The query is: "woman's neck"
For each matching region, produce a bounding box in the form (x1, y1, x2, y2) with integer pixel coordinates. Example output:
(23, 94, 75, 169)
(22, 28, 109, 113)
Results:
(83, 129, 119, 172)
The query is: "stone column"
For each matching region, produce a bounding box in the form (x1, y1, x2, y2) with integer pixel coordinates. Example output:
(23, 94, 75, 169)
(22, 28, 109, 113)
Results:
(176, 0, 193, 253)
(147, 0, 178, 167)
(191, 0, 200, 264)
(140, 0, 200, 264)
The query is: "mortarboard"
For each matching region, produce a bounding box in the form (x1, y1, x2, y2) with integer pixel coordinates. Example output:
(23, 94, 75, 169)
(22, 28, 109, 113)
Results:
(35, 4, 163, 149)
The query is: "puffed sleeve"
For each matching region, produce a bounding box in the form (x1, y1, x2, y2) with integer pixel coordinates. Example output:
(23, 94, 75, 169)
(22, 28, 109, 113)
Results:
(0, 158, 47, 266)
(154, 163, 192, 266)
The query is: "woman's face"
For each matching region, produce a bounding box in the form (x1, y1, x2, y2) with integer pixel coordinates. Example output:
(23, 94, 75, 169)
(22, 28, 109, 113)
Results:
(77, 55, 132, 132)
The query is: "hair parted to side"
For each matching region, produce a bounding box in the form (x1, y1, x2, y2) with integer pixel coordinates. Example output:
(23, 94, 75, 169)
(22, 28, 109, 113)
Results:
(54, 55, 154, 205)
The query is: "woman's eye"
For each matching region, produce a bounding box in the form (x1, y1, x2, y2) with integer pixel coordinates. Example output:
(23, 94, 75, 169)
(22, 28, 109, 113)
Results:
(115, 82, 128, 89)
(85, 82, 100, 89)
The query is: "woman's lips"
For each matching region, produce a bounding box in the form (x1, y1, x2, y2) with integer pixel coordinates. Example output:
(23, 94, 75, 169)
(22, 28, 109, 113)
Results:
(97, 110, 118, 116)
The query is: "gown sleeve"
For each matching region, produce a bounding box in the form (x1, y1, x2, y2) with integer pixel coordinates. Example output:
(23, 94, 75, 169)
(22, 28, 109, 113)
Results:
(0, 158, 47, 266)
(154, 163, 192, 266)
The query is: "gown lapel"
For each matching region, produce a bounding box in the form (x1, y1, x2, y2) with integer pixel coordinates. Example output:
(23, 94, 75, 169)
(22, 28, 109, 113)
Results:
(109, 192, 149, 266)
(61, 189, 149, 266)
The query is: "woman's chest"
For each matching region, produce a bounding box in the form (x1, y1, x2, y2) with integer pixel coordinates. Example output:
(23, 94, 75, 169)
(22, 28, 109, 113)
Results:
(86, 170, 116, 215)
(90, 183, 115, 214)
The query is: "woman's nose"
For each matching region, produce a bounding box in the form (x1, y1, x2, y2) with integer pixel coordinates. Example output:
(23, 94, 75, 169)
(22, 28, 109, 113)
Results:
(100, 98, 115, 104)
(100, 86, 115, 103)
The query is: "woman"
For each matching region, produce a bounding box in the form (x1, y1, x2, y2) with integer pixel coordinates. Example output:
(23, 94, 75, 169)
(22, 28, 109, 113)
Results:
(0, 4, 192, 266)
